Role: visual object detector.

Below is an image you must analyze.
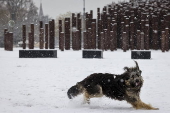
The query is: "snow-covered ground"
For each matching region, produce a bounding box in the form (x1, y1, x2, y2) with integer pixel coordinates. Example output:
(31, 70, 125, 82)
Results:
(0, 48, 170, 113)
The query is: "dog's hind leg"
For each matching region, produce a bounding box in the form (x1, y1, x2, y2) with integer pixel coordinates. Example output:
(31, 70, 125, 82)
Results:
(83, 85, 103, 104)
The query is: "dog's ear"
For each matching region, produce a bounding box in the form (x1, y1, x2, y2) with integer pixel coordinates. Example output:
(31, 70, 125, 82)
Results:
(134, 61, 140, 70)
(124, 67, 130, 72)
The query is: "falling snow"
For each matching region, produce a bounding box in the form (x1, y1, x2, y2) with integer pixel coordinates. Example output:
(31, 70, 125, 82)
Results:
(120, 79, 124, 82)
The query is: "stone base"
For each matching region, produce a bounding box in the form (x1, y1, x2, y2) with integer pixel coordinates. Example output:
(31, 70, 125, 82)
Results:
(83, 50, 103, 58)
(131, 51, 151, 59)
(19, 50, 57, 58)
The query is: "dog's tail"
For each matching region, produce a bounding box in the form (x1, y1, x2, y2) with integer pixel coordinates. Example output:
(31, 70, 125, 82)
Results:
(67, 83, 84, 99)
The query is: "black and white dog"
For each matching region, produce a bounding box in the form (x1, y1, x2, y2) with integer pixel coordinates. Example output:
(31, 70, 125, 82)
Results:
(67, 61, 158, 110)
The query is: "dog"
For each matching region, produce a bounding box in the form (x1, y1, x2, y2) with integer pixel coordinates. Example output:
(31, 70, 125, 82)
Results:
(67, 61, 158, 110)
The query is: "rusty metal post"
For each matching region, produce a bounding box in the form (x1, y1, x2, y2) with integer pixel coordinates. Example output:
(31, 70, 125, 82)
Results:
(97, 8, 101, 49)
(7, 32, 13, 51)
(65, 18, 70, 50)
(60, 32, 64, 51)
(87, 28, 92, 49)
(104, 29, 108, 50)
(137, 30, 141, 50)
(39, 28, 44, 49)
(45, 24, 48, 49)
(30, 24, 34, 49)
(49, 20, 52, 49)
(97, 8, 100, 20)
(59, 20, 62, 50)
(107, 17, 111, 50)
(72, 31, 76, 50)
(77, 19, 82, 50)
(40, 21, 43, 30)
(76, 30, 80, 50)
(165, 28, 169, 51)
(113, 23, 117, 50)
(97, 19, 102, 49)
(72, 13, 76, 49)
(141, 32, 144, 50)
(90, 10, 93, 19)
(22, 25, 26, 49)
(49, 20, 55, 49)
(101, 32, 104, 51)
(141, 20, 145, 32)
(110, 31, 114, 51)
(5, 31, 8, 50)
(4, 29, 8, 50)
(91, 22, 96, 49)
(103, 11, 107, 30)
(152, 30, 158, 50)
(161, 31, 165, 52)
(122, 32, 127, 52)
(130, 22, 134, 50)
(145, 24, 150, 50)
(5, 32, 13, 51)
(72, 13, 76, 27)
(28, 32, 32, 49)
(39, 21, 43, 48)
(52, 19, 55, 49)
(73, 30, 79, 50)
(86, 13, 89, 31)
(28, 24, 34, 50)
(83, 31, 87, 49)
(125, 25, 129, 50)
(120, 22, 125, 49)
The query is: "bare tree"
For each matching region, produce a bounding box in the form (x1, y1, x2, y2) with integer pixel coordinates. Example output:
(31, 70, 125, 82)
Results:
(0, 0, 38, 44)
(0, 3, 9, 28)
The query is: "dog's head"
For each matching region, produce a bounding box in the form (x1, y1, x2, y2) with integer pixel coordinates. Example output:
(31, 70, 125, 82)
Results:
(124, 61, 143, 89)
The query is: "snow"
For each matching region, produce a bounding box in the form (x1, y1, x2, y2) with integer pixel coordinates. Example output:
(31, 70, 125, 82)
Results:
(0, 48, 170, 113)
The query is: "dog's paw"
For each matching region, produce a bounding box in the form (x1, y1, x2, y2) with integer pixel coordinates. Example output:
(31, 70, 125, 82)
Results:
(152, 108, 159, 110)
(81, 100, 90, 105)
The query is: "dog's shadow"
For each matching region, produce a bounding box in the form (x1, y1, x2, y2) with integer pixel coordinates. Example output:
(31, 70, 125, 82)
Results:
(89, 105, 133, 111)
(68, 96, 134, 111)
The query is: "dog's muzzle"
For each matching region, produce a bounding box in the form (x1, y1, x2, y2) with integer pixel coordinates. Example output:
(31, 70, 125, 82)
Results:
(131, 79, 142, 88)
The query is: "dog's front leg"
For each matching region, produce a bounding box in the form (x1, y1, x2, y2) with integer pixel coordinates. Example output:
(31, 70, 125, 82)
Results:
(130, 100, 159, 110)
(82, 91, 90, 104)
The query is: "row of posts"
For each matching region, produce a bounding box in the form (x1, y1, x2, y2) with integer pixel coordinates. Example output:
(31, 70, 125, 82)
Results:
(4, 20, 55, 51)
(58, 0, 170, 52)
(22, 19, 55, 49)
(3, 0, 170, 52)
(59, 14, 82, 51)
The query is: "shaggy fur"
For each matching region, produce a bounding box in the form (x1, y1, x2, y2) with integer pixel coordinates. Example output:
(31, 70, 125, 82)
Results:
(67, 61, 159, 110)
